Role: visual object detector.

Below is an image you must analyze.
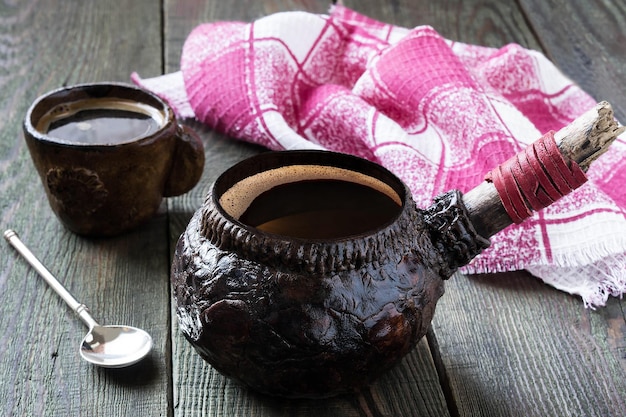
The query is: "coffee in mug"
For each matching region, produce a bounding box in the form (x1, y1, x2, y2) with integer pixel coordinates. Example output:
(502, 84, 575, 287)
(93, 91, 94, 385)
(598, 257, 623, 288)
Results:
(35, 98, 164, 145)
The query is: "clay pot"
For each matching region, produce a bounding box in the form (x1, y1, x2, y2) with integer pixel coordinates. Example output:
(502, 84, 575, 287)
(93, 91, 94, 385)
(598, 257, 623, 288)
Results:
(171, 150, 489, 398)
(170, 102, 618, 398)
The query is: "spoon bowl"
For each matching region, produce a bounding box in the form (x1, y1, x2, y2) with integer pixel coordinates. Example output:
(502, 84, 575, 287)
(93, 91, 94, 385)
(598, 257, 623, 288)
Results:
(4, 229, 153, 368)
(81, 325, 153, 368)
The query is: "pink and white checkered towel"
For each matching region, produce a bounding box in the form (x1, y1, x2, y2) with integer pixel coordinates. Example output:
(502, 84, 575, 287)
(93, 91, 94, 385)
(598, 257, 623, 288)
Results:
(133, 5, 626, 307)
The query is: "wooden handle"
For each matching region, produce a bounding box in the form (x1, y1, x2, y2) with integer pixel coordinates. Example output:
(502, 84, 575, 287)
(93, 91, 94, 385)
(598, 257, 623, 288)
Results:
(462, 101, 624, 238)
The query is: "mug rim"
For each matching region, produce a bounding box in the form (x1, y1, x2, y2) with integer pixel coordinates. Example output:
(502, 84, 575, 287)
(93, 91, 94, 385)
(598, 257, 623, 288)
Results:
(23, 81, 175, 149)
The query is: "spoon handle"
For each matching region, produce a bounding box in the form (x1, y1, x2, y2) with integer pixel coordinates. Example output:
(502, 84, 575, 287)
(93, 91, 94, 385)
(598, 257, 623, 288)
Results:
(4, 229, 99, 329)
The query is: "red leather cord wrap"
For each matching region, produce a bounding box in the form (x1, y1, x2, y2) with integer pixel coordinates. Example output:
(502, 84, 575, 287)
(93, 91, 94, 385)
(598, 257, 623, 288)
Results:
(485, 131, 588, 224)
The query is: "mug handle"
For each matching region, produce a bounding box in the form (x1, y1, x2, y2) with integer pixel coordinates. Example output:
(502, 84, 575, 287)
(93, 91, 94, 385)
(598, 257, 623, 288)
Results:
(163, 125, 205, 197)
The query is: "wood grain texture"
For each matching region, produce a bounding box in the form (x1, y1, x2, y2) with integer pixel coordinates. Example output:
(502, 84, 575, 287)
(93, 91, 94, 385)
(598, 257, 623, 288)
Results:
(163, 0, 329, 76)
(0, 1, 170, 416)
(518, 0, 626, 120)
(344, 0, 542, 50)
(432, 271, 626, 417)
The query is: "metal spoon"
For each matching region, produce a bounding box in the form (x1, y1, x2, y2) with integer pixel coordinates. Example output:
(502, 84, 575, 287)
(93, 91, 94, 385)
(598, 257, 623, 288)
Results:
(4, 229, 153, 368)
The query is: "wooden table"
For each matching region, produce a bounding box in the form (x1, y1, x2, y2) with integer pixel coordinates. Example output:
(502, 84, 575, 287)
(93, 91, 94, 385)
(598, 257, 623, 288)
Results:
(1, 1, 625, 416)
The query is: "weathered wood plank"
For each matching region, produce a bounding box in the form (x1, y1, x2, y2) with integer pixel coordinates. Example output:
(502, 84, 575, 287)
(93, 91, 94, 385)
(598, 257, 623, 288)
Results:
(432, 271, 626, 416)
(163, 1, 330, 76)
(0, 1, 170, 416)
(518, 0, 626, 120)
(346, 0, 542, 49)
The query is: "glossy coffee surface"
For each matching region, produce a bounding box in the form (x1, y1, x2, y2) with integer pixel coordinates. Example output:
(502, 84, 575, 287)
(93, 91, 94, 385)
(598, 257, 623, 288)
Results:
(36, 98, 165, 145)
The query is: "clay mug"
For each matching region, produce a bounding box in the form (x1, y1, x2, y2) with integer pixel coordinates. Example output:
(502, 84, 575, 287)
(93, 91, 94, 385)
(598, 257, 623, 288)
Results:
(23, 82, 205, 236)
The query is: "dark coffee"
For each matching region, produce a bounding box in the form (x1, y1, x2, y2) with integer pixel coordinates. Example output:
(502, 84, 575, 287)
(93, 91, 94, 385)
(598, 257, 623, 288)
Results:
(239, 179, 402, 239)
(36, 99, 164, 145)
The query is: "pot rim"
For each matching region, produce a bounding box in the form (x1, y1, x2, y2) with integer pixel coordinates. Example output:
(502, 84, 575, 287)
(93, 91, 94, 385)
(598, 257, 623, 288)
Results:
(213, 150, 408, 241)
(198, 150, 423, 273)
